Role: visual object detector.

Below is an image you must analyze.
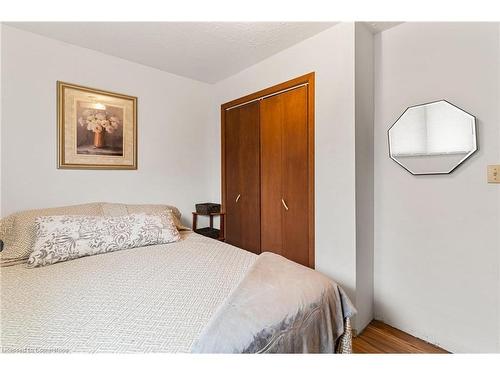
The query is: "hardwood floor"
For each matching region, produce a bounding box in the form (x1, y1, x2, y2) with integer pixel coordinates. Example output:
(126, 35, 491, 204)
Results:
(353, 320, 449, 354)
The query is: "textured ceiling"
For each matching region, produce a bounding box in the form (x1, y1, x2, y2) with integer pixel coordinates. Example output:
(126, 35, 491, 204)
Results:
(6, 22, 336, 83)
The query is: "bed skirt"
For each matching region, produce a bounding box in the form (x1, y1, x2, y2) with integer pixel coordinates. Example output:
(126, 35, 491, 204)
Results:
(336, 317, 353, 354)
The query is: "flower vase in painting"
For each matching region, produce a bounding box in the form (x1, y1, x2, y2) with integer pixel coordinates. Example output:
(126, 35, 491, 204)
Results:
(77, 103, 123, 156)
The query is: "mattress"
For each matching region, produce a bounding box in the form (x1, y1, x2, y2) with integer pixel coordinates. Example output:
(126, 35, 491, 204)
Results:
(0, 232, 256, 353)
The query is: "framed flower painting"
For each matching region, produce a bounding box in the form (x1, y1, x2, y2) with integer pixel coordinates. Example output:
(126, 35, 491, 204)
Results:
(57, 82, 137, 169)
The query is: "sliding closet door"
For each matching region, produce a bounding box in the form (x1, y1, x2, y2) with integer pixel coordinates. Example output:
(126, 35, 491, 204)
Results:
(224, 102, 261, 253)
(260, 86, 309, 266)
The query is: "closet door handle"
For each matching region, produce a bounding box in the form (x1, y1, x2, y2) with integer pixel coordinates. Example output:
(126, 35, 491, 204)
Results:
(281, 198, 289, 211)
(235, 194, 241, 203)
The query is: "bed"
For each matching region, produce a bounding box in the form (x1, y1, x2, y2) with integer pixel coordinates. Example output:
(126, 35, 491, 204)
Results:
(0, 203, 355, 354)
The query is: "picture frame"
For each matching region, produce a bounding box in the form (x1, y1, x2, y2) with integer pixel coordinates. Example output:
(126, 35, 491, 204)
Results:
(57, 81, 137, 169)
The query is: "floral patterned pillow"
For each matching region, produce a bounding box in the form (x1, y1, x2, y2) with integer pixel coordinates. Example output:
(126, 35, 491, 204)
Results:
(27, 213, 181, 268)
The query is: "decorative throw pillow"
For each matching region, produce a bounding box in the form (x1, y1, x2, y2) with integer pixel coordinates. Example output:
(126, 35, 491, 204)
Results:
(126, 204, 191, 230)
(0, 203, 104, 267)
(101, 203, 190, 231)
(27, 213, 181, 268)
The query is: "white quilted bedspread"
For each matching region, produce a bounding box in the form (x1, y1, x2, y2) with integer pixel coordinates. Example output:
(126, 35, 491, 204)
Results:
(0, 232, 257, 353)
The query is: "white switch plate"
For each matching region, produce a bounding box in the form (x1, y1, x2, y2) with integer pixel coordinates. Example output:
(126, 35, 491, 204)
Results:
(488, 165, 500, 183)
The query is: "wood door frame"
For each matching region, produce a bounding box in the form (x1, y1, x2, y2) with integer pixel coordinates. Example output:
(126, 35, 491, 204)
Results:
(221, 72, 315, 268)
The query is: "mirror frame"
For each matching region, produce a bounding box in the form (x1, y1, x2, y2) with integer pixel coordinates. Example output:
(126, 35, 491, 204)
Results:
(387, 99, 477, 176)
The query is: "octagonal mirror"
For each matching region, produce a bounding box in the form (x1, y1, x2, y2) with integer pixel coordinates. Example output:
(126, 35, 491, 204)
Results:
(388, 100, 477, 175)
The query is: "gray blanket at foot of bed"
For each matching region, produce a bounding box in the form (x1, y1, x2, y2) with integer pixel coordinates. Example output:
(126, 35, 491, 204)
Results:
(191, 252, 356, 353)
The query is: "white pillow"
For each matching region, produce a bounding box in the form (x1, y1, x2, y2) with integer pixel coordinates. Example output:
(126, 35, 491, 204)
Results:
(27, 213, 180, 268)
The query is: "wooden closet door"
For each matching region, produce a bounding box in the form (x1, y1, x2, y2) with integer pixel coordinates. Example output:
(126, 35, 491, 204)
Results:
(224, 102, 261, 253)
(260, 86, 309, 266)
(260, 94, 283, 256)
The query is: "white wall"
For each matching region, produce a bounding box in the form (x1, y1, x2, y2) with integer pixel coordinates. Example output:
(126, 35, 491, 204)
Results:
(210, 23, 363, 323)
(374, 22, 500, 353)
(354, 23, 374, 331)
(1, 26, 213, 224)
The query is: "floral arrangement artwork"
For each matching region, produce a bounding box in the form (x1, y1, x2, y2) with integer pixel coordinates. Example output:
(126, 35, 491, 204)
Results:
(58, 81, 137, 169)
(78, 109, 121, 148)
(79, 109, 121, 134)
